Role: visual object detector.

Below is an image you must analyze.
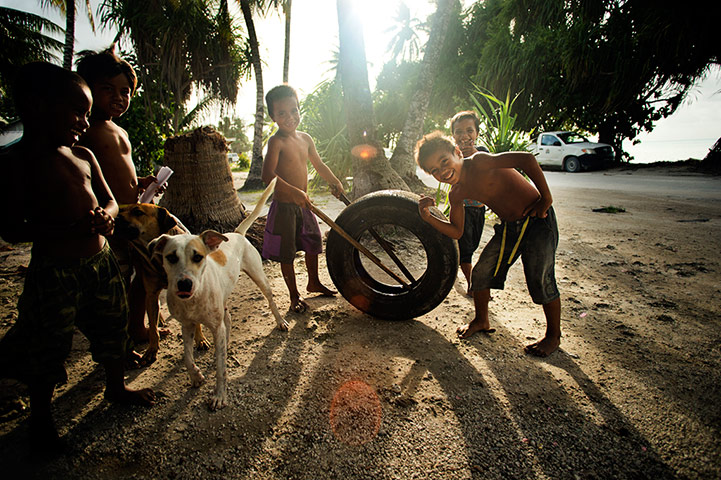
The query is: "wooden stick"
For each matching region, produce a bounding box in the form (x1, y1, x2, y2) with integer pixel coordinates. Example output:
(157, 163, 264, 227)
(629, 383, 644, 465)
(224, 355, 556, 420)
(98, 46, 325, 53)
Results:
(337, 192, 416, 284)
(310, 203, 410, 288)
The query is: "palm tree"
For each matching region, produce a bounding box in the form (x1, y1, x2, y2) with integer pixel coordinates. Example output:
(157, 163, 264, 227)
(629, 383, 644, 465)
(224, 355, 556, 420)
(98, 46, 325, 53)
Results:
(238, 0, 291, 190)
(384, 2, 422, 64)
(99, 0, 247, 132)
(237, 0, 267, 190)
(336, 0, 407, 198)
(282, 0, 291, 83)
(389, 0, 455, 190)
(39, 0, 95, 70)
(0, 7, 64, 121)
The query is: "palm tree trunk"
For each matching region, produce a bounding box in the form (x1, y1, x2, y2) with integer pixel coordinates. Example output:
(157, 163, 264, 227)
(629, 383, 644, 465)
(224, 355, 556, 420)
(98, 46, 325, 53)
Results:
(283, 0, 291, 83)
(336, 0, 408, 198)
(62, 0, 75, 69)
(389, 0, 453, 191)
(239, 0, 266, 191)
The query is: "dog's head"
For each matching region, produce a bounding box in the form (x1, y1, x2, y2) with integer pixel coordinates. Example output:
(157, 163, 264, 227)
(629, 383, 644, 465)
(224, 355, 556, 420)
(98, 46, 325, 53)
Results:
(150, 230, 229, 300)
(115, 204, 185, 244)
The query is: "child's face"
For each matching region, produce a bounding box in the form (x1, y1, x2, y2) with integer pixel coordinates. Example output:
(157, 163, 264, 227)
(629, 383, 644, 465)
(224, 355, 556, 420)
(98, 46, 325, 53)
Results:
(270, 96, 300, 133)
(422, 146, 464, 185)
(48, 83, 92, 147)
(91, 73, 132, 119)
(452, 118, 479, 150)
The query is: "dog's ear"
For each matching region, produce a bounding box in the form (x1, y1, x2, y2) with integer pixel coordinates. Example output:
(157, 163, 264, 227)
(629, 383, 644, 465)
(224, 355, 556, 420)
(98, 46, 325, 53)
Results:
(200, 230, 229, 251)
(149, 234, 170, 263)
(157, 206, 179, 234)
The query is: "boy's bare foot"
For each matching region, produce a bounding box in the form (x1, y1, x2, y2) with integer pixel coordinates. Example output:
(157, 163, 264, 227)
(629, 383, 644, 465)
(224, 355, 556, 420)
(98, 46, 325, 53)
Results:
(290, 296, 309, 313)
(456, 318, 496, 339)
(307, 282, 336, 296)
(105, 386, 156, 406)
(524, 336, 560, 357)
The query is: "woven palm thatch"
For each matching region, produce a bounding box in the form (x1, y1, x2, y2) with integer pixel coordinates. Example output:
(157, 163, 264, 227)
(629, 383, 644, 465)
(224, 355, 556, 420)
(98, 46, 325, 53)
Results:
(159, 126, 247, 234)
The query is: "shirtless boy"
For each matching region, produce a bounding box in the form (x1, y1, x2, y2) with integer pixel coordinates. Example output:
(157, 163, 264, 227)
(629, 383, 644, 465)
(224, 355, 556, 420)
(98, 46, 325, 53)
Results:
(76, 48, 162, 345)
(451, 110, 489, 295)
(261, 84, 344, 313)
(0, 62, 154, 454)
(415, 131, 561, 357)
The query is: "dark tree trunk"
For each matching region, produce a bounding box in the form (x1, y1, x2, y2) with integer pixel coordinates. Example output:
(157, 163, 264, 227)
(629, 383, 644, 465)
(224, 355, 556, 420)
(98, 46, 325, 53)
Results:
(390, 0, 453, 193)
(283, 0, 291, 83)
(62, 0, 75, 70)
(239, 0, 266, 191)
(336, 0, 408, 198)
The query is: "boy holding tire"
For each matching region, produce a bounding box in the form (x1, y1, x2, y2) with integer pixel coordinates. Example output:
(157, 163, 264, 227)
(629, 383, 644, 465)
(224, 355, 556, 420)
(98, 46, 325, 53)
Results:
(415, 131, 561, 357)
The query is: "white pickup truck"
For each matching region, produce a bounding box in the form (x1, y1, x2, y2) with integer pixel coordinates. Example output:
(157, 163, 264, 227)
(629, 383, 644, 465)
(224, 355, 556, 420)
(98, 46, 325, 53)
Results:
(529, 131, 614, 172)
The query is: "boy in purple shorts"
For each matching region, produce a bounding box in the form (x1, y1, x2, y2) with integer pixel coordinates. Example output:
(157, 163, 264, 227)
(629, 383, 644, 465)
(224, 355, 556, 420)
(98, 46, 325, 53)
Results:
(261, 85, 345, 313)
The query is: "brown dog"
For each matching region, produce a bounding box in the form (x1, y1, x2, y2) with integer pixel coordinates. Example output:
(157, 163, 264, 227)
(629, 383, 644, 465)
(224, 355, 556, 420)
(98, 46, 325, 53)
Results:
(114, 203, 209, 365)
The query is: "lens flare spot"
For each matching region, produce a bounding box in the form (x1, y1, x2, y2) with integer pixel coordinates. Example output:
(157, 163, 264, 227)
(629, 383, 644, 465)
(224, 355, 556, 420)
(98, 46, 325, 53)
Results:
(351, 144, 377, 160)
(329, 380, 382, 446)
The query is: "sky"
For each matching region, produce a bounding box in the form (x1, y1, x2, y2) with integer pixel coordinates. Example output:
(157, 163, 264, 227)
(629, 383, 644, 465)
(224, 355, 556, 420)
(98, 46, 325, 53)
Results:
(3, 0, 720, 163)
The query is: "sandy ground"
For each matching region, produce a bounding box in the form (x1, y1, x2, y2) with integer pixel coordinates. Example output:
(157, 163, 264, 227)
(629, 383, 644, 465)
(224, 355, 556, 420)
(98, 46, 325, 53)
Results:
(0, 164, 720, 479)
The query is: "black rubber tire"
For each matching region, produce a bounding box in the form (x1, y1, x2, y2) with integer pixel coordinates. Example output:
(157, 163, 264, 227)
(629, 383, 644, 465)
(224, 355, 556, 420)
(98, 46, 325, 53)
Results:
(564, 156, 581, 173)
(325, 190, 459, 320)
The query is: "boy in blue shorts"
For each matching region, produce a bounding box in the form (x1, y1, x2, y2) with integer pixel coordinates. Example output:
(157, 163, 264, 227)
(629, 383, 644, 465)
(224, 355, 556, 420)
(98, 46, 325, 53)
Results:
(415, 131, 561, 357)
(261, 85, 345, 313)
(451, 110, 489, 295)
(0, 63, 155, 454)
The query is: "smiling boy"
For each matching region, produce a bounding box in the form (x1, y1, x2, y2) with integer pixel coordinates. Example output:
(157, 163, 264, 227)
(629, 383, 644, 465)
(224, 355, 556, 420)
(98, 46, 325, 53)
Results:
(0, 62, 154, 454)
(261, 84, 344, 313)
(415, 131, 561, 357)
(76, 48, 166, 347)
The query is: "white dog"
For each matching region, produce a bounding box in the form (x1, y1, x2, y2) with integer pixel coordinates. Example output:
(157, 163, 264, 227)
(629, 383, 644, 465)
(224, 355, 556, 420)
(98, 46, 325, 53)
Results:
(151, 178, 287, 409)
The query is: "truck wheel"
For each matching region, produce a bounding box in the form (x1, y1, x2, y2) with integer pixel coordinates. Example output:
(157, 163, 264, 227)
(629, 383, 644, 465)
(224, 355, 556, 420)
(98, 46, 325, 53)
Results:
(564, 156, 581, 173)
(325, 190, 459, 320)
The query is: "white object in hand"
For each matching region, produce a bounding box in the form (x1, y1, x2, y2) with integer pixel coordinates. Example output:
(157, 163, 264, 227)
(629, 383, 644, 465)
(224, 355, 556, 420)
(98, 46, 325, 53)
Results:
(139, 166, 173, 204)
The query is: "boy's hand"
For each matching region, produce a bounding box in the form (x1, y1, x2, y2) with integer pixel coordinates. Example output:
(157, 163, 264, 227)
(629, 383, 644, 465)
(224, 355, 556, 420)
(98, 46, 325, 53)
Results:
(418, 195, 436, 220)
(138, 175, 165, 197)
(523, 195, 552, 219)
(329, 181, 345, 200)
(89, 207, 115, 236)
(458, 144, 477, 158)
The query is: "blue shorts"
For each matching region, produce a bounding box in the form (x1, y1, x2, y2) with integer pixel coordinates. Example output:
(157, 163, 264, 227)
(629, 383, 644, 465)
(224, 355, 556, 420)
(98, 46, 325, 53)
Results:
(471, 207, 559, 305)
(458, 205, 486, 263)
(262, 200, 322, 263)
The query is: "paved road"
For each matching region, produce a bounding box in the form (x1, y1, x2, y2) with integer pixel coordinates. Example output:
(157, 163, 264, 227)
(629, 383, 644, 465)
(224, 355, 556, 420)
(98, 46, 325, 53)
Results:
(417, 167, 721, 201)
(545, 170, 721, 201)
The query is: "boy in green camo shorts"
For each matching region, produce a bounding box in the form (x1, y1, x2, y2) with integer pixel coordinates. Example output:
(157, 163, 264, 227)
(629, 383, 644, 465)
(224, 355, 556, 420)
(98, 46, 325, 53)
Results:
(0, 62, 155, 455)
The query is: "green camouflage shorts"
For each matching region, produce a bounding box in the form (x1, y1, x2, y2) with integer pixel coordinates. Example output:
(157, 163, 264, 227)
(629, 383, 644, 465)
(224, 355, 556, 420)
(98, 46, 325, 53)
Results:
(0, 243, 129, 387)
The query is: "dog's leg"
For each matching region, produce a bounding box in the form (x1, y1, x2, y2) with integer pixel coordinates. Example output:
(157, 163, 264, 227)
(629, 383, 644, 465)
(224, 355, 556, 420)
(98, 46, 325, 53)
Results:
(140, 287, 162, 366)
(210, 311, 230, 410)
(182, 322, 205, 387)
(194, 324, 211, 350)
(243, 253, 289, 331)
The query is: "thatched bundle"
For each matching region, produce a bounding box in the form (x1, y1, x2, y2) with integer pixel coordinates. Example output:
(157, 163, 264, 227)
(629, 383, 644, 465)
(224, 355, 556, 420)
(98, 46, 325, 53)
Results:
(159, 126, 247, 234)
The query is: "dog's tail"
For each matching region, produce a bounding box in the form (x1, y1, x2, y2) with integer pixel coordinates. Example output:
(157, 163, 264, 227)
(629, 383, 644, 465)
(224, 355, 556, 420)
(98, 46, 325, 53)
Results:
(235, 177, 276, 236)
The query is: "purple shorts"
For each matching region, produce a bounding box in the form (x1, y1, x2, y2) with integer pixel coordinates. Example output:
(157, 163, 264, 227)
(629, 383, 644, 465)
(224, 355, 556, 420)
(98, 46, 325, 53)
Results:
(262, 200, 322, 263)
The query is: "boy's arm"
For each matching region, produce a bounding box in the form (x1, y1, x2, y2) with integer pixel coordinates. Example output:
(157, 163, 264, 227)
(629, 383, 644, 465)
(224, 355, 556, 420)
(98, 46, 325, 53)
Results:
(475, 151, 553, 218)
(418, 193, 465, 239)
(305, 133, 344, 198)
(262, 136, 311, 207)
(79, 146, 118, 235)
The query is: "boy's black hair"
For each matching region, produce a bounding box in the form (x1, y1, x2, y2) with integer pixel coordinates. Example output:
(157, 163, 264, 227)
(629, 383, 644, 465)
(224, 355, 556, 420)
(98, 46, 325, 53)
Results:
(450, 110, 480, 134)
(75, 47, 138, 95)
(265, 84, 298, 118)
(415, 131, 456, 172)
(12, 62, 88, 121)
